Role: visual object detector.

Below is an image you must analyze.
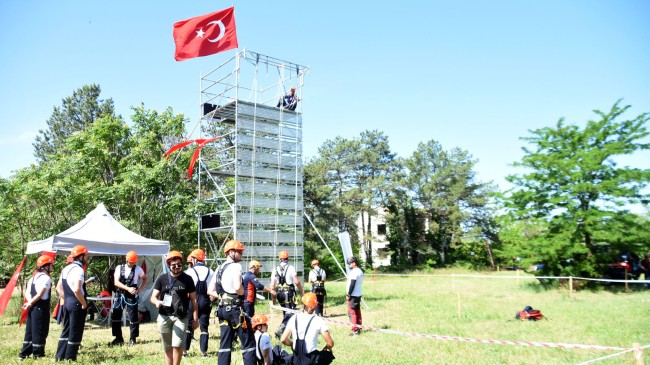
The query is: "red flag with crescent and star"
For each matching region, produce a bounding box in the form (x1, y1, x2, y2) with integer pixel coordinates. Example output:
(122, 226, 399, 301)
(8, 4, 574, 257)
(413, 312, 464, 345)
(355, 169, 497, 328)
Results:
(173, 7, 238, 61)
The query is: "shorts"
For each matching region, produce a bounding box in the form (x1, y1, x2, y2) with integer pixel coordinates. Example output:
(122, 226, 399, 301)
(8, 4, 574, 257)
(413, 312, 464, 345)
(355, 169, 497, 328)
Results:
(157, 314, 188, 351)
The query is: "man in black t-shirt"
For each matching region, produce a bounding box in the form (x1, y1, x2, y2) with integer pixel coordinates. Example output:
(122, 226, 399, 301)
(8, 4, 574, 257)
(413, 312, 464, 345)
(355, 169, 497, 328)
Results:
(151, 250, 198, 364)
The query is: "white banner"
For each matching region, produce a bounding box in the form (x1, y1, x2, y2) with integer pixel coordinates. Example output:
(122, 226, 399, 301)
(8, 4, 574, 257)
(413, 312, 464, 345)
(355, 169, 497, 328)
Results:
(338, 231, 353, 276)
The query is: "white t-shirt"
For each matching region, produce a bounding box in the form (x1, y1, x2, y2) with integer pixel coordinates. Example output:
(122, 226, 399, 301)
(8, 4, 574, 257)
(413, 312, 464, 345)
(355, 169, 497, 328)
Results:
(347, 267, 364, 297)
(114, 264, 146, 286)
(185, 263, 214, 287)
(27, 273, 52, 300)
(62, 262, 86, 295)
(208, 261, 242, 294)
(272, 262, 298, 286)
(286, 312, 329, 353)
(308, 266, 326, 283)
(255, 332, 273, 363)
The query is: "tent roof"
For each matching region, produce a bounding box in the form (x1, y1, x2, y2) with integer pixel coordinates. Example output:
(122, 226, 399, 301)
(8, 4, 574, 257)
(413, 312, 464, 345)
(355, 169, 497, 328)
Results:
(26, 203, 170, 256)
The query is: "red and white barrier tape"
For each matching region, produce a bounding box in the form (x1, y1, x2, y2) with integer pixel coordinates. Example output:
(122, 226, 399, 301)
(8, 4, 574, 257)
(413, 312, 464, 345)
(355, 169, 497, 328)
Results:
(269, 304, 630, 351)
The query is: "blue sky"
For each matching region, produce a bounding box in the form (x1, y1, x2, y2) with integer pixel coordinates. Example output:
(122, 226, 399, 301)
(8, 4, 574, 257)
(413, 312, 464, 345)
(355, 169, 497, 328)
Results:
(1, 1, 649, 194)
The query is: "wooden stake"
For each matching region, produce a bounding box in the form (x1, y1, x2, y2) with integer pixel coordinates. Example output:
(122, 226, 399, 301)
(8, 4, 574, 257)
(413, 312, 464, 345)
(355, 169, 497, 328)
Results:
(633, 343, 643, 365)
(569, 276, 573, 300)
(516, 269, 520, 286)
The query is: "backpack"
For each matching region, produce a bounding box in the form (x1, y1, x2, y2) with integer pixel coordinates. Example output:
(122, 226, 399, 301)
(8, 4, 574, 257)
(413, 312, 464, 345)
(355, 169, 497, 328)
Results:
(515, 305, 544, 321)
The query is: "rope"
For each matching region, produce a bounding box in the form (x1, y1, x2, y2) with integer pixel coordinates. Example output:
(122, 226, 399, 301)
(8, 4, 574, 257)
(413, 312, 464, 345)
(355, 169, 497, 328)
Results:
(575, 343, 650, 364)
(268, 304, 630, 352)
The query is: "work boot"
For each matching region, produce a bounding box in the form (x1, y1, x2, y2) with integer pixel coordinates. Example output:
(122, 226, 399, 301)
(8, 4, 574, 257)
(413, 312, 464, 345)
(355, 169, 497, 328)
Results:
(127, 339, 136, 346)
(275, 323, 286, 339)
(109, 338, 125, 347)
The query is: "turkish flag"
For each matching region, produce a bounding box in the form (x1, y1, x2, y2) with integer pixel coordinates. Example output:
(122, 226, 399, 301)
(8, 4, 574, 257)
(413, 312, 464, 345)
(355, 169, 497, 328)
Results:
(173, 7, 238, 61)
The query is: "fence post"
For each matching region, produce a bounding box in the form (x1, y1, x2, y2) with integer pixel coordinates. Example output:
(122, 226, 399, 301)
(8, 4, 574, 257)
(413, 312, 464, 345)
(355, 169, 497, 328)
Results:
(633, 343, 643, 365)
(569, 276, 573, 299)
(516, 269, 520, 286)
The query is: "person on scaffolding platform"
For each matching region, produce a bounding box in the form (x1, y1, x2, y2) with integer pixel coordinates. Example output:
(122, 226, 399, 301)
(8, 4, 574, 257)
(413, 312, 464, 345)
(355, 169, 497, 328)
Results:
(276, 86, 300, 111)
(110, 250, 148, 347)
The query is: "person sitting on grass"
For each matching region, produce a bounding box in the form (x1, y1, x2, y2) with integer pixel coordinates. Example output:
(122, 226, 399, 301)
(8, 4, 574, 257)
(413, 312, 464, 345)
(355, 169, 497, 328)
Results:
(280, 292, 334, 365)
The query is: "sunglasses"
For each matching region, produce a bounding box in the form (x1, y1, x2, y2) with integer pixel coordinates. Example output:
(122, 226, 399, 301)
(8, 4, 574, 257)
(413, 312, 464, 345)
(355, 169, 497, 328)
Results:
(169, 263, 182, 268)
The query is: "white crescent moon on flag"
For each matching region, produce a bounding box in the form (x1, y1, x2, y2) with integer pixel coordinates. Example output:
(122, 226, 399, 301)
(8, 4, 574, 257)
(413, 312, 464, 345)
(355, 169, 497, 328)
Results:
(206, 20, 226, 43)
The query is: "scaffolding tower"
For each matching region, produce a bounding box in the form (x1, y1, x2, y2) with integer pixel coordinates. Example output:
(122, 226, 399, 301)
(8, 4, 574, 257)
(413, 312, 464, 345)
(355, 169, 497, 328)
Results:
(196, 49, 308, 281)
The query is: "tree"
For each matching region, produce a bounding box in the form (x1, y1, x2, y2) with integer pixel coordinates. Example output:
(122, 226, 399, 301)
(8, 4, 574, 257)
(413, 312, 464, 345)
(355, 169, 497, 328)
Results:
(505, 101, 650, 277)
(33, 84, 116, 161)
(402, 140, 495, 266)
(353, 130, 396, 268)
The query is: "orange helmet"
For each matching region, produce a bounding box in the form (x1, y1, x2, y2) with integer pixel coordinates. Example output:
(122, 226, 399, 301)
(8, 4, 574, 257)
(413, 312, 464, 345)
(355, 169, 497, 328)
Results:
(278, 250, 289, 259)
(190, 248, 206, 262)
(311, 259, 319, 266)
(71, 245, 89, 258)
(223, 240, 244, 254)
(251, 314, 269, 329)
(302, 292, 318, 308)
(36, 255, 54, 269)
(126, 251, 138, 263)
(249, 260, 262, 269)
(166, 250, 183, 265)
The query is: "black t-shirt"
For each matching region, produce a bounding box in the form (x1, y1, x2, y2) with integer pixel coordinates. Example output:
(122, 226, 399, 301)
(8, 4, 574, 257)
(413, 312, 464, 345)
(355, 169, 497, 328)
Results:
(153, 272, 196, 317)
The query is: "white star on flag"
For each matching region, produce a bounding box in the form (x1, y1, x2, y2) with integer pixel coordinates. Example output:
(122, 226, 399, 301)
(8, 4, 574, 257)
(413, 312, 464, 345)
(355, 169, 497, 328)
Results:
(196, 28, 205, 38)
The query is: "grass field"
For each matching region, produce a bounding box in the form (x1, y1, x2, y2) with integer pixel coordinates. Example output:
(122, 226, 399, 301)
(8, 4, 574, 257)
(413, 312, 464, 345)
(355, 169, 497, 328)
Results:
(1, 269, 649, 364)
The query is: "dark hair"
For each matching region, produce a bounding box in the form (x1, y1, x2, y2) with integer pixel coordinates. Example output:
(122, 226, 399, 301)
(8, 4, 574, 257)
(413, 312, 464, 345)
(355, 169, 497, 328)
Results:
(347, 256, 358, 265)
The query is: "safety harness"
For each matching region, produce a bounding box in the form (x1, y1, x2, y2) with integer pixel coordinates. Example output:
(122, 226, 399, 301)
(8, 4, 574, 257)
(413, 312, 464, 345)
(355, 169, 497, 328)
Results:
(114, 264, 139, 309)
(275, 264, 295, 305)
(311, 269, 325, 296)
(215, 261, 246, 329)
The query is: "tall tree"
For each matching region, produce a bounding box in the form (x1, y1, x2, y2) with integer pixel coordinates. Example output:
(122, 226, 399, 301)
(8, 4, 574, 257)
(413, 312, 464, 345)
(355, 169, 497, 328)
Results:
(33, 84, 116, 161)
(353, 130, 396, 267)
(506, 101, 650, 276)
(403, 140, 495, 265)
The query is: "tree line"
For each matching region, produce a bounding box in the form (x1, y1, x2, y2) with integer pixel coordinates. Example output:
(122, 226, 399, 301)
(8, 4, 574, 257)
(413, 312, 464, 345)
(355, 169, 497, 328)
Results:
(1, 85, 649, 284)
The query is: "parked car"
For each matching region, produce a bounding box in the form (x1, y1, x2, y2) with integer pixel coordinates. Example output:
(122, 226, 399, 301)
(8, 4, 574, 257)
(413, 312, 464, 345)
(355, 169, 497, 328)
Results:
(603, 253, 642, 281)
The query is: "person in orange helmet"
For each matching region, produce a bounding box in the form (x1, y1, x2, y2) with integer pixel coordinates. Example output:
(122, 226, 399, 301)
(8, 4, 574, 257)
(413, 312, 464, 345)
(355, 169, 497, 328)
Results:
(242, 260, 276, 320)
(270, 250, 304, 338)
(55, 245, 90, 361)
(18, 254, 54, 359)
(280, 292, 334, 365)
(252, 314, 292, 365)
(109, 250, 147, 347)
(183, 248, 214, 358)
(308, 259, 327, 316)
(207, 240, 255, 365)
(151, 250, 199, 365)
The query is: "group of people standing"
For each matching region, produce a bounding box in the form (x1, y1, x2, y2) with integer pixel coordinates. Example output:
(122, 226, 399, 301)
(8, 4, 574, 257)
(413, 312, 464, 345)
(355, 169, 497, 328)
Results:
(19, 241, 364, 365)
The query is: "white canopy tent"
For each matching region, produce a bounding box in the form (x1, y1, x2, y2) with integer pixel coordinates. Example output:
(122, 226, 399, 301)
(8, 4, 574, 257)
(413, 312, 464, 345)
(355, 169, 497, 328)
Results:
(26, 203, 170, 256)
(26, 203, 171, 322)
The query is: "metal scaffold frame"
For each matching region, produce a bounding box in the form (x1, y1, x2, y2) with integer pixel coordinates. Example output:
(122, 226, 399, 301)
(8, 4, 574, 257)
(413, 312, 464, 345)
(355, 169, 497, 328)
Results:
(195, 49, 309, 281)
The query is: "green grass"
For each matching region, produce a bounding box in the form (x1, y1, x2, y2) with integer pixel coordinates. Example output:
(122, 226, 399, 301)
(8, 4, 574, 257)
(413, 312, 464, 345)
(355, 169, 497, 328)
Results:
(1, 269, 649, 364)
